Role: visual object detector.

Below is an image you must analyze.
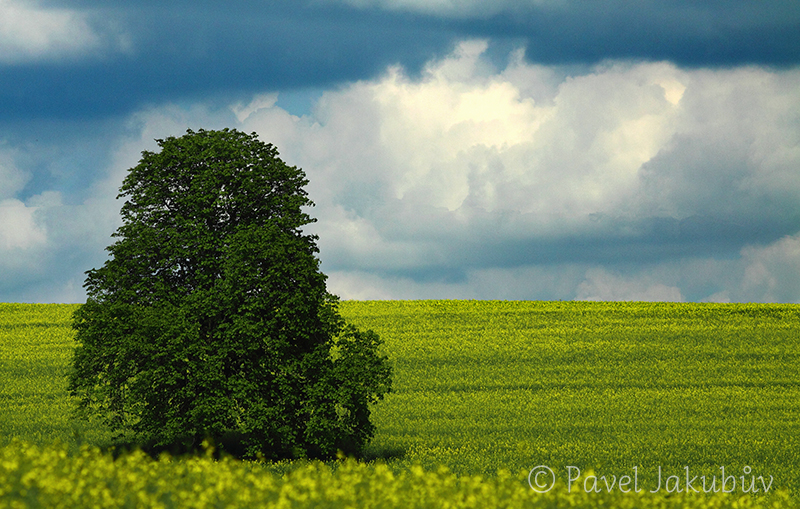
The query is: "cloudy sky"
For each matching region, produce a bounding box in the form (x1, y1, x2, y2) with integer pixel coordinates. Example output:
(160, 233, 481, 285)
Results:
(2, 0, 800, 303)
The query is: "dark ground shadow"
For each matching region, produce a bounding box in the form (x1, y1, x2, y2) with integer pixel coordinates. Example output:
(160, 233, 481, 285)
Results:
(101, 433, 408, 464)
(358, 443, 407, 463)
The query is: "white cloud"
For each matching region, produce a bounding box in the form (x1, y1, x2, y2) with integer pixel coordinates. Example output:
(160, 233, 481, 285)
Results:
(636, 66, 800, 221)
(224, 40, 800, 302)
(0, 153, 29, 199)
(11, 40, 798, 302)
(0, 102, 240, 301)
(326, 264, 587, 300)
(0, 0, 125, 63)
(0, 198, 46, 250)
(737, 235, 800, 303)
(576, 268, 684, 302)
(231, 93, 279, 123)
(243, 41, 697, 239)
(325, 270, 464, 300)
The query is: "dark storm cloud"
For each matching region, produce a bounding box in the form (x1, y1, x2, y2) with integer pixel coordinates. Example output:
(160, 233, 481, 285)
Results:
(0, 2, 454, 120)
(2, 1, 798, 121)
(454, 0, 800, 66)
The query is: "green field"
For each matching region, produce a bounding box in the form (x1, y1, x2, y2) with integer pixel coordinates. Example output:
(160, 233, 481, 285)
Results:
(1, 300, 799, 508)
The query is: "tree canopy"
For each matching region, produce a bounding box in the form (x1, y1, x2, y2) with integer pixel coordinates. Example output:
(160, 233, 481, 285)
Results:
(68, 128, 391, 459)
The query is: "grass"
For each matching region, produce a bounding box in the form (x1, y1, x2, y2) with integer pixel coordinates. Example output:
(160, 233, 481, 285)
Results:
(1, 300, 798, 507)
(0, 303, 112, 449)
(341, 301, 800, 488)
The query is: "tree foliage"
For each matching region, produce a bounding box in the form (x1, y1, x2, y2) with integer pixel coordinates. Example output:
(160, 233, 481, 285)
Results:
(68, 128, 391, 460)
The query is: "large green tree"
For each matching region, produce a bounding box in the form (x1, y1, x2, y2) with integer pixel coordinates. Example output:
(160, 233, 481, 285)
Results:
(68, 128, 391, 460)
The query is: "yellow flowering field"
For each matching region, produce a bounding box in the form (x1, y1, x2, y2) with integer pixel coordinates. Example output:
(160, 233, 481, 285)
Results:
(339, 301, 800, 489)
(0, 303, 111, 450)
(0, 440, 795, 509)
(1, 300, 799, 507)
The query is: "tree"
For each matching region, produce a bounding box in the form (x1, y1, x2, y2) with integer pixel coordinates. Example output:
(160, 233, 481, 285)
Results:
(68, 128, 391, 460)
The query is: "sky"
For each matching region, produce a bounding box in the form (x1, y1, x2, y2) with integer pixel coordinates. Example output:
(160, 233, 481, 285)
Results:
(1, 0, 800, 303)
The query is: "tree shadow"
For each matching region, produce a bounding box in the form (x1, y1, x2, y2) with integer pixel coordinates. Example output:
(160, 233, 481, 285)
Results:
(101, 433, 408, 464)
(359, 444, 407, 463)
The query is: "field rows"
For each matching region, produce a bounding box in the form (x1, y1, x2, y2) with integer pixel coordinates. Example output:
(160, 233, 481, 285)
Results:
(338, 300, 800, 486)
(1, 300, 799, 507)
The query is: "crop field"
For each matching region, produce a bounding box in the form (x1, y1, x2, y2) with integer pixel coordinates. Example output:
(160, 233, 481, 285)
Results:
(1, 300, 799, 508)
